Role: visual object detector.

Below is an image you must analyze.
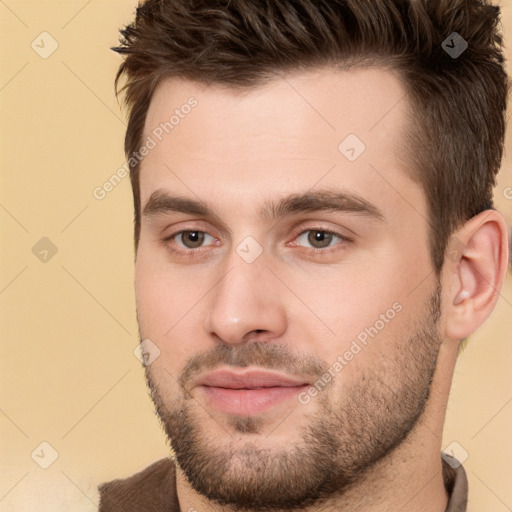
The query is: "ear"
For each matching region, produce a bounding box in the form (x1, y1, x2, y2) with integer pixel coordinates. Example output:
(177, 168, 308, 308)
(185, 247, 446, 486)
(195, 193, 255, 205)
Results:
(443, 209, 509, 341)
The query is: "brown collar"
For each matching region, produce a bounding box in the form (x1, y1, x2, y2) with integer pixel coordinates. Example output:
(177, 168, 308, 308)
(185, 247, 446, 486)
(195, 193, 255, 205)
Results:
(442, 455, 469, 512)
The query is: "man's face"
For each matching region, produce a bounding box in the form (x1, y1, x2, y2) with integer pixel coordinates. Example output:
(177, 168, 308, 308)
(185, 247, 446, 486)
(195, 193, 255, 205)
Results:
(135, 67, 443, 508)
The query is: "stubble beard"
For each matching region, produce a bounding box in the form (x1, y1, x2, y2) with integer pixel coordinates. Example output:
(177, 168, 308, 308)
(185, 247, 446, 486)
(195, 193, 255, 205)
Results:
(143, 287, 442, 510)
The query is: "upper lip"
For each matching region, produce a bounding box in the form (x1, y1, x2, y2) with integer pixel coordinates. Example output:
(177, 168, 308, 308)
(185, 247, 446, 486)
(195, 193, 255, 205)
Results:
(195, 368, 310, 390)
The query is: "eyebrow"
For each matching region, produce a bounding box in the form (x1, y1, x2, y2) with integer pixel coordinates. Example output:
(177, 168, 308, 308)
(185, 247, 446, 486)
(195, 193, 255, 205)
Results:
(142, 189, 385, 223)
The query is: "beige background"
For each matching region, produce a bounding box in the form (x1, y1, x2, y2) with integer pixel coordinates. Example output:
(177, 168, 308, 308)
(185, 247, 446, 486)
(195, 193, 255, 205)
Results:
(0, 1, 511, 510)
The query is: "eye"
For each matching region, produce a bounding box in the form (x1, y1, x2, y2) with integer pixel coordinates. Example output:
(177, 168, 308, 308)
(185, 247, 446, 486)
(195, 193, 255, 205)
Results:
(173, 230, 216, 249)
(162, 226, 351, 258)
(294, 228, 349, 251)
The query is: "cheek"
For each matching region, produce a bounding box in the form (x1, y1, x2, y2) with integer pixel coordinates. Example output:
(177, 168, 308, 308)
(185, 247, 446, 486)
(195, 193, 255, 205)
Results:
(135, 245, 209, 365)
(289, 261, 405, 338)
(135, 245, 183, 338)
(135, 267, 169, 337)
(288, 250, 429, 372)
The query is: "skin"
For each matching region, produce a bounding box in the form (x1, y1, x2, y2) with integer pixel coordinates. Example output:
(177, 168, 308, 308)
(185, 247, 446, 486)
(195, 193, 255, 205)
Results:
(134, 67, 509, 511)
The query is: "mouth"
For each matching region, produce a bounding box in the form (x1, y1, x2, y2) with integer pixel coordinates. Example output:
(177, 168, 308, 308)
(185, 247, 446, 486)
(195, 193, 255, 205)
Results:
(194, 368, 311, 416)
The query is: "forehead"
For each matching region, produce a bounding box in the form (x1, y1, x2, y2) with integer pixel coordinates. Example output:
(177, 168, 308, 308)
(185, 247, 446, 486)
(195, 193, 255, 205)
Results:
(139, 67, 423, 223)
(143, 66, 409, 155)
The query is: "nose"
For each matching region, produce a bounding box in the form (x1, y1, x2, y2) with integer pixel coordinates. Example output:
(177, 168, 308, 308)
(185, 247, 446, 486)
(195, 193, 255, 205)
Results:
(205, 251, 288, 346)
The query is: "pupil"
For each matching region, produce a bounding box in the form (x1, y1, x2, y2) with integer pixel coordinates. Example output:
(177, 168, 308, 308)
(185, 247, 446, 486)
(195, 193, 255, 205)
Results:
(183, 231, 203, 248)
(309, 230, 331, 248)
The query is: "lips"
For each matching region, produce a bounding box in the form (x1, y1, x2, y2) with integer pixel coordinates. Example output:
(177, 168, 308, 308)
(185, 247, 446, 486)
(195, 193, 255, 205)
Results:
(193, 368, 311, 416)
(198, 369, 309, 389)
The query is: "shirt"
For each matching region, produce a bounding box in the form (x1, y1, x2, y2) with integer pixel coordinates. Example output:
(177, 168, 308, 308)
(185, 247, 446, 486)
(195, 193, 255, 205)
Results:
(97, 454, 468, 511)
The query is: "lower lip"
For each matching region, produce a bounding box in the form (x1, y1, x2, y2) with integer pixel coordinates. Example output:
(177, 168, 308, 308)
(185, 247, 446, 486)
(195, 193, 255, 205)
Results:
(199, 385, 309, 416)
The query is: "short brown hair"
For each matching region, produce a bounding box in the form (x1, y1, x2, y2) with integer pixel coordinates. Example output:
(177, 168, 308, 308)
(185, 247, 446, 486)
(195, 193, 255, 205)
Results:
(112, 0, 508, 273)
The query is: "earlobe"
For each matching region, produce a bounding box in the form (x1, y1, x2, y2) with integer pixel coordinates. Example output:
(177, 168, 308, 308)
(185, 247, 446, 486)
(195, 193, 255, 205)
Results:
(443, 210, 509, 341)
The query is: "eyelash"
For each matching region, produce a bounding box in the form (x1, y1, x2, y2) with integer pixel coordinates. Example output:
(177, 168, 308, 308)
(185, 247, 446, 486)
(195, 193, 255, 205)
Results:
(162, 225, 352, 258)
